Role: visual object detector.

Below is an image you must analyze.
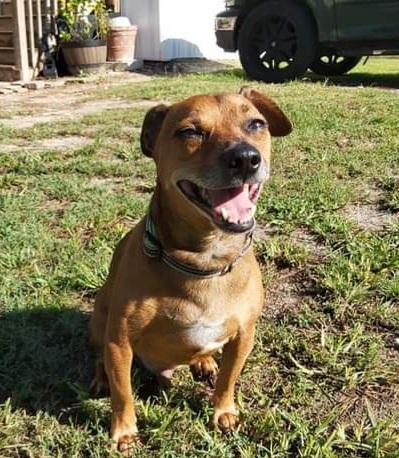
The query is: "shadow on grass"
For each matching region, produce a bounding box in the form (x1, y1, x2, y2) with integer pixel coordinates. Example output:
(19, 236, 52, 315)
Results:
(0, 307, 93, 416)
(213, 67, 399, 89)
(306, 71, 399, 89)
(0, 306, 161, 427)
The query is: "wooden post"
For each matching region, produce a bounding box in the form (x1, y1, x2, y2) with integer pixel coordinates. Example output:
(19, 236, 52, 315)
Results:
(27, 0, 35, 67)
(52, 0, 58, 18)
(13, 0, 30, 81)
(51, 0, 58, 33)
(36, 0, 43, 41)
(45, 0, 51, 32)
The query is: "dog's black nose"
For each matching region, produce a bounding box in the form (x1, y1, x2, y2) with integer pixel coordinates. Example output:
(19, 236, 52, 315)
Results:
(222, 143, 262, 179)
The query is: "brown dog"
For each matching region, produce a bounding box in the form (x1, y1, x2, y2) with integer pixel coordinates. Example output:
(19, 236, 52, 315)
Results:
(89, 86, 292, 454)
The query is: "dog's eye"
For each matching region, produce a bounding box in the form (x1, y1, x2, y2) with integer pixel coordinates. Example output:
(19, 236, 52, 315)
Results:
(176, 126, 205, 140)
(247, 119, 267, 132)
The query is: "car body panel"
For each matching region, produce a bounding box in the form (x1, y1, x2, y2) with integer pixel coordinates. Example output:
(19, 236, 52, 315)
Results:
(334, 0, 399, 41)
(305, 0, 336, 42)
(216, 0, 399, 51)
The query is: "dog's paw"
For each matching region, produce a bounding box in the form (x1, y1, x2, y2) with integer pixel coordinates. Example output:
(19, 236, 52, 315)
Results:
(190, 356, 218, 388)
(111, 424, 141, 457)
(112, 433, 142, 456)
(213, 411, 240, 433)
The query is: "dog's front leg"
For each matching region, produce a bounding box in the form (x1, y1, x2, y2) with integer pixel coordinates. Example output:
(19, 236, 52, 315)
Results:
(105, 322, 138, 454)
(212, 325, 256, 432)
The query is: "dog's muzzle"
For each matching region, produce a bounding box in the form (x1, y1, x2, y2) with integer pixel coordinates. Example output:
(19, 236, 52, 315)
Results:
(176, 143, 266, 233)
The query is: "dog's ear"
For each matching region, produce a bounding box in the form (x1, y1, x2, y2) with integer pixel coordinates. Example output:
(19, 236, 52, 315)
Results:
(140, 104, 170, 157)
(239, 86, 292, 137)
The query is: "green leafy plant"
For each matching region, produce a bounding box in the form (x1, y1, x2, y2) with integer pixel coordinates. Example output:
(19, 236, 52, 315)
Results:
(58, 0, 107, 42)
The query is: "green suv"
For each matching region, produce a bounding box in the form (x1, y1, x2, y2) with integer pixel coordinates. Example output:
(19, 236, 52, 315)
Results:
(215, 0, 399, 82)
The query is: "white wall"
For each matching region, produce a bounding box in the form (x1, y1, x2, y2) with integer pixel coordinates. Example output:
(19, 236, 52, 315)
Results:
(121, 0, 160, 60)
(121, 0, 235, 60)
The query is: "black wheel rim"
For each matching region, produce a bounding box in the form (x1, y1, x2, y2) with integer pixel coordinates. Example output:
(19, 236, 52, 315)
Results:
(252, 15, 297, 71)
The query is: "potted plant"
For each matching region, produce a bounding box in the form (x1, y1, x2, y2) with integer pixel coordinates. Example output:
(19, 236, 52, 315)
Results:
(58, 0, 108, 76)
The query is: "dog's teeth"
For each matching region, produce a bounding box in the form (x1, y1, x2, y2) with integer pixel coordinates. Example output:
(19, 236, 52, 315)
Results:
(221, 207, 228, 221)
(250, 183, 261, 201)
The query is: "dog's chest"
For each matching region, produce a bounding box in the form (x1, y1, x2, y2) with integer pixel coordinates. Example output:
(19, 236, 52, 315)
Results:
(182, 321, 228, 352)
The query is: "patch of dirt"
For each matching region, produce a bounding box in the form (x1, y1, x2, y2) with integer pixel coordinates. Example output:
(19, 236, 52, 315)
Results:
(362, 183, 386, 203)
(301, 381, 399, 436)
(88, 177, 127, 191)
(342, 182, 399, 230)
(336, 383, 399, 427)
(39, 199, 68, 212)
(342, 203, 397, 231)
(1, 136, 93, 153)
(290, 227, 330, 263)
(255, 225, 330, 263)
(134, 183, 155, 194)
(3, 99, 157, 129)
(0, 72, 153, 129)
(256, 226, 327, 320)
(254, 223, 281, 240)
(264, 268, 318, 320)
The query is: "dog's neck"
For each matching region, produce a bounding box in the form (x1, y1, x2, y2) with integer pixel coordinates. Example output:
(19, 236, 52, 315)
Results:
(150, 188, 252, 271)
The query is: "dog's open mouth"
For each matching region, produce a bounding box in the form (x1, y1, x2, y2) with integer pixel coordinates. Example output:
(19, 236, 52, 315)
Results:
(177, 180, 262, 232)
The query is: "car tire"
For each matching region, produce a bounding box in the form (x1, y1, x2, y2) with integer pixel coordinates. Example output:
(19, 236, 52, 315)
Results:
(237, 1, 317, 83)
(310, 53, 361, 76)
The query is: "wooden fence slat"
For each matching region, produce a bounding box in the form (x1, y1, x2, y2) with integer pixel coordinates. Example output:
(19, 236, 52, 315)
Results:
(52, 0, 58, 18)
(36, 0, 43, 41)
(26, 0, 35, 66)
(45, 0, 51, 31)
(13, 0, 30, 80)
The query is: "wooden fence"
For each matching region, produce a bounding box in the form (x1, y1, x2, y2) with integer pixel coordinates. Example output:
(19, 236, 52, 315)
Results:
(0, 0, 58, 79)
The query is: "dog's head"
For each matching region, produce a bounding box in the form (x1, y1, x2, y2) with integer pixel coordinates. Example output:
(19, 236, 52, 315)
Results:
(140, 87, 292, 234)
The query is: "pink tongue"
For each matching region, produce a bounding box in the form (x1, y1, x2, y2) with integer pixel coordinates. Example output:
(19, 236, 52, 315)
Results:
(209, 184, 254, 222)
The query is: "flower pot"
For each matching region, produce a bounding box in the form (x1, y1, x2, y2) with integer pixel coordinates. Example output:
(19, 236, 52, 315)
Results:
(107, 26, 137, 63)
(61, 39, 107, 76)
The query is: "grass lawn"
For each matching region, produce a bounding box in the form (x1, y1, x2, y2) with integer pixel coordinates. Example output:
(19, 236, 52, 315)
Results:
(1, 58, 399, 457)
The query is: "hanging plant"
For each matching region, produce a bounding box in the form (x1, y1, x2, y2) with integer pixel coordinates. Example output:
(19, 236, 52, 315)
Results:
(58, 0, 108, 42)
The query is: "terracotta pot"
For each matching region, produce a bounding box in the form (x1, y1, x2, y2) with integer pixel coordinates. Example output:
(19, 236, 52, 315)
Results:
(107, 26, 137, 62)
(61, 39, 107, 76)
